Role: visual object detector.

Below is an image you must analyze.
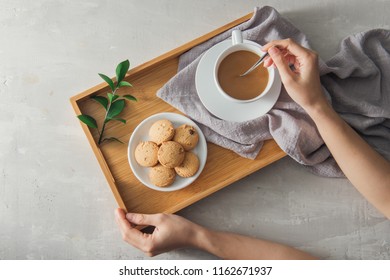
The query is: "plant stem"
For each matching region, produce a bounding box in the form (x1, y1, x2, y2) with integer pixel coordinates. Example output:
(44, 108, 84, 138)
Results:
(98, 87, 118, 145)
(98, 121, 107, 144)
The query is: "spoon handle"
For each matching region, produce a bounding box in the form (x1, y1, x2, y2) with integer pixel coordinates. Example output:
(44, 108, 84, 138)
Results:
(240, 52, 269, 77)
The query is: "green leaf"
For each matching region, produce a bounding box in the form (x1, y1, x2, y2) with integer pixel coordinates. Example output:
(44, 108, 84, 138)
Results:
(98, 73, 115, 92)
(102, 137, 124, 144)
(115, 59, 130, 85)
(123, 95, 137, 102)
(107, 99, 125, 119)
(112, 95, 119, 102)
(91, 96, 108, 110)
(107, 93, 119, 103)
(111, 118, 126, 124)
(77, 114, 97, 129)
(118, 81, 133, 87)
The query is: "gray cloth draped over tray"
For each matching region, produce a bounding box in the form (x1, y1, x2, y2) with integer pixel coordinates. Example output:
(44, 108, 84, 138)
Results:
(157, 6, 390, 177)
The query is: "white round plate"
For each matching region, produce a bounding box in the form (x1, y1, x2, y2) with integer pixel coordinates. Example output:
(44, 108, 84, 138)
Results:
(128, 112, 207, 192)
(195, 39, 282, 122)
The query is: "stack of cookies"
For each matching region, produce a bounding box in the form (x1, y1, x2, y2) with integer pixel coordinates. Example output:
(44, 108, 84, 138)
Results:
(134, 119, 200, 188)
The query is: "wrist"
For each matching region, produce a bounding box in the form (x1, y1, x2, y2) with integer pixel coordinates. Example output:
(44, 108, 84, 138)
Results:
(305, 101, 346, 134)
(190, 224, 208, 249)
(303, 98, 333, 121)
(190, 224, 215, 252)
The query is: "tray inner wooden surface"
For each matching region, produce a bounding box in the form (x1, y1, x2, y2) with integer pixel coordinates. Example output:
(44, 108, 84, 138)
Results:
(76, 57, 285, 214)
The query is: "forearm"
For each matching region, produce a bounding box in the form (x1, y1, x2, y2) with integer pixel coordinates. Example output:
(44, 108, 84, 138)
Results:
(193, 227, 316, 260)
(306, 101, 390, 218)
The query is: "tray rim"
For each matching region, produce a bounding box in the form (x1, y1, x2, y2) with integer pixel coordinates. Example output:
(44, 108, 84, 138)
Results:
(69, 12, 285, 213)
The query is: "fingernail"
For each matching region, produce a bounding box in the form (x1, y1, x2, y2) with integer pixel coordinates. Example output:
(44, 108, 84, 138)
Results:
(269, 46, 279, 55)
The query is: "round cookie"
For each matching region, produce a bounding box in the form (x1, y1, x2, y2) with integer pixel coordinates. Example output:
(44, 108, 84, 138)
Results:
(173, 124, 199, 151)
(149, 164, 176, 187)
(134, 141, 159, 167)
(157, 141, 185, 168)
(174, 152, 200, 178)
(149, 119, 175, 145)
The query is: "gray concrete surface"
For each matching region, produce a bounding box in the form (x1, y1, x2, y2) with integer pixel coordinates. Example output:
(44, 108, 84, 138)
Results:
(0, 0, 389, 260)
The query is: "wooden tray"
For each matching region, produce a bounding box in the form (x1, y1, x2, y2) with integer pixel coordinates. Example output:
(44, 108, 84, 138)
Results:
(70, 12, 286, 214)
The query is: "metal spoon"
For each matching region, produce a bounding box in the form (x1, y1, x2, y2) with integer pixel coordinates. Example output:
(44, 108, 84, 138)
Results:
(239, 52, 269, 77)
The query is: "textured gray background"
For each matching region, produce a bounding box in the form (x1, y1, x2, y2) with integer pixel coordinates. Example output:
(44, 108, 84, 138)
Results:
(0, 0, 389, 260)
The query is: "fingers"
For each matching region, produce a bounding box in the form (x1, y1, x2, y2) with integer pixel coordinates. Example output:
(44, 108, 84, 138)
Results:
(262, 38, 312, 83)
(115, 209, 170, 257)
(115, 208, 147, 246)
(125, 212, 162, 227)
(267, 46, 295, 82)
(263, 56, 274, 68)
(263, 38, 309, 58)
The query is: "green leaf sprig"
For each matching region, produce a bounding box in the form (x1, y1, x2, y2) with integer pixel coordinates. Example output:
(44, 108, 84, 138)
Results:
(77, 60, 137, 144)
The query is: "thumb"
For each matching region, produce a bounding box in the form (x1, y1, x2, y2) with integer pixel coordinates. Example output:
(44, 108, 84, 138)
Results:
(126, 212, 159, 226)
(268, 46, 294, 82)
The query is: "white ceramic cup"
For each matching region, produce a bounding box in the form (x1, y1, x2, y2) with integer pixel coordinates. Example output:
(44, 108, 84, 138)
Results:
(214, 30, 275, 103)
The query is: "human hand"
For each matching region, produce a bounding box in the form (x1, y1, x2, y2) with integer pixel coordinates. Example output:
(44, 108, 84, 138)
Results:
(262, 39, 328, 113)
(115, 208, 203, 257)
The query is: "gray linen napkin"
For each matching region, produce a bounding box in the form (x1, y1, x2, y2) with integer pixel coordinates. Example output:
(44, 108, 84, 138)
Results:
(319, 29, 390, 174)
(157, 6, 390, 177)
